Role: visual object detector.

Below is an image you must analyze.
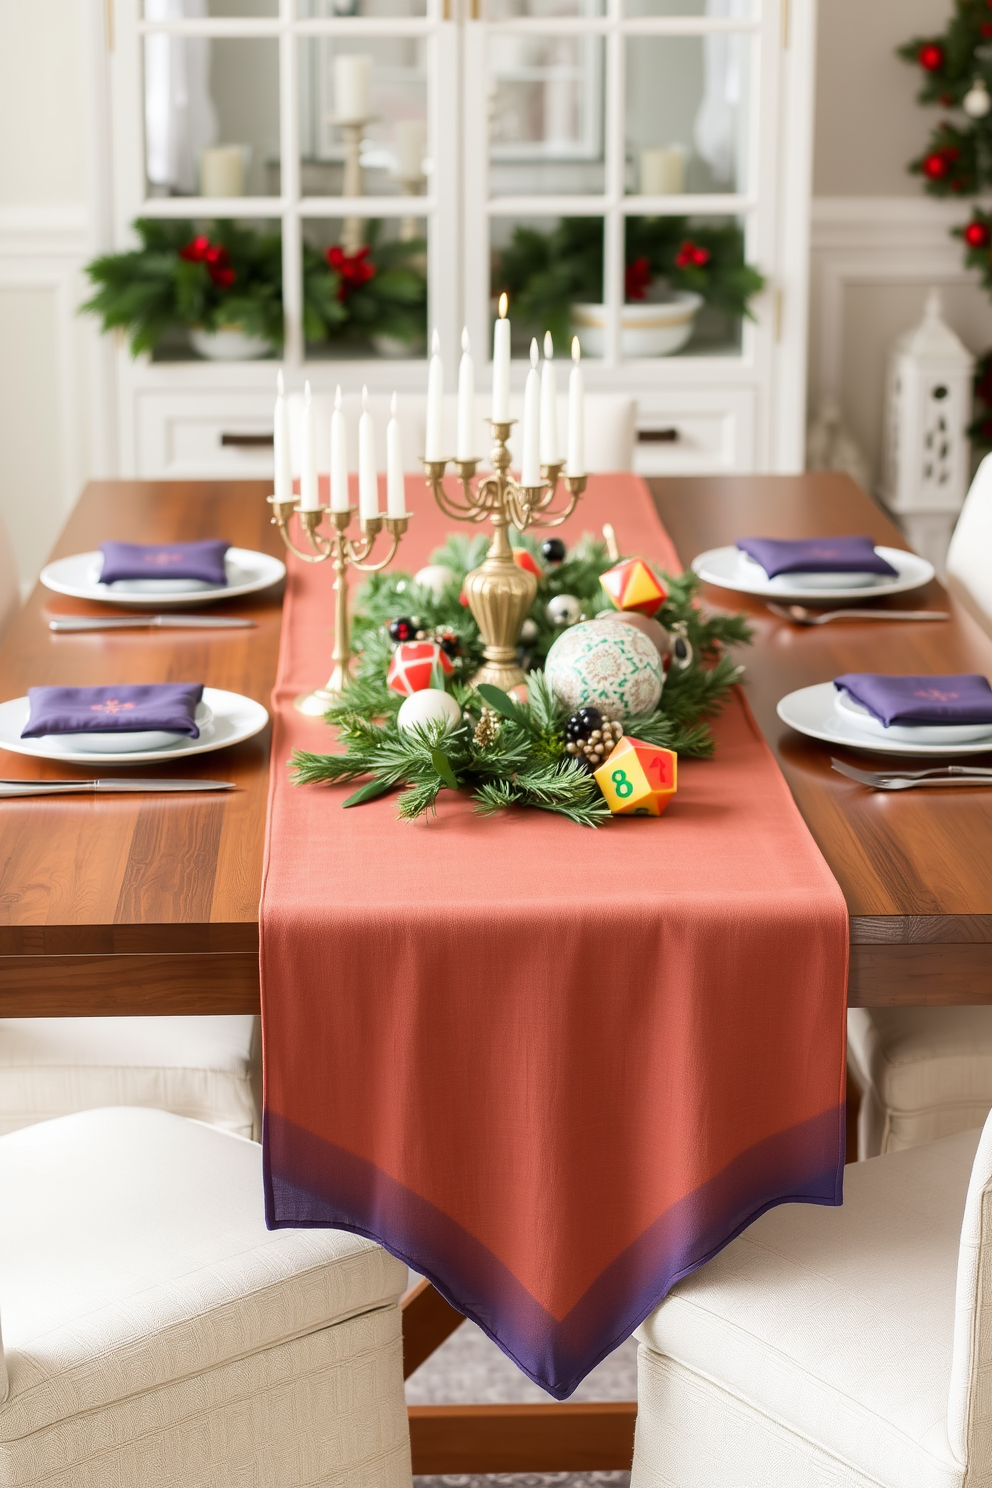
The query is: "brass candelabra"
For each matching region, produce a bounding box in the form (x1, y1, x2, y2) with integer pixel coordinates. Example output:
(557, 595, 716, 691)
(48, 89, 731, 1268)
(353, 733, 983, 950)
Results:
(423, 421, 587, 691)
(268, 496, 409, 716)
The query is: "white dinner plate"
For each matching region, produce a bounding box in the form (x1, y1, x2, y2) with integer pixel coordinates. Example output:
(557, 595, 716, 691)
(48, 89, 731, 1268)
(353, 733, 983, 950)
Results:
(691, 545, 934, 602)
(777, 683, 992, 757)
(833, 689, 992, 745)
(40, 548, 286, 608)
(0, 688, 268, 765)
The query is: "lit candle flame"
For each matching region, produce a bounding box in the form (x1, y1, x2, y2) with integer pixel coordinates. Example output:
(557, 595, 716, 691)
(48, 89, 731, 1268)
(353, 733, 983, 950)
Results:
(498, 292, 508, 319)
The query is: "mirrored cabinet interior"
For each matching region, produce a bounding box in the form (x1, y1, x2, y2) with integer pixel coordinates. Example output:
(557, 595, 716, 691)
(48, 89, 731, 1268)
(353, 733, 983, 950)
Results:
(103, 0, 815, 478)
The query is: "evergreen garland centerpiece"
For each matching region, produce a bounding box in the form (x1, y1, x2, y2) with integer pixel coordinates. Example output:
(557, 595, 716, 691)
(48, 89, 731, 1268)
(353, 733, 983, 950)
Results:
(291, 532, 750, 827)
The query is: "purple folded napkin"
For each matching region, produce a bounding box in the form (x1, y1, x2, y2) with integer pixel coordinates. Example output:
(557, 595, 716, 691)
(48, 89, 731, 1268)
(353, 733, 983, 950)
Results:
(22, 684, 204, 738)
(736, 536, 897, 578)
(99, 540, 230, 585)
(834, 673, 992, 728)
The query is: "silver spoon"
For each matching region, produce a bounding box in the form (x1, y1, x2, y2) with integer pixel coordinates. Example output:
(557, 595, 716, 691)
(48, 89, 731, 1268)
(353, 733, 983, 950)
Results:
(766, 602, 949, 626)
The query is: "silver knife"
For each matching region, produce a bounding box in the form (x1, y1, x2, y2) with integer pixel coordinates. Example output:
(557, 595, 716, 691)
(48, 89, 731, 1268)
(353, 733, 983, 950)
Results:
(0, 779, 235, 798)
(49, 616, 256, 632)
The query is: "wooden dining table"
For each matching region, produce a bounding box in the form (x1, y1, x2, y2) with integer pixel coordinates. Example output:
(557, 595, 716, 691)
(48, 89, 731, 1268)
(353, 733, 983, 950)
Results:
(2, 469, 991, 1476)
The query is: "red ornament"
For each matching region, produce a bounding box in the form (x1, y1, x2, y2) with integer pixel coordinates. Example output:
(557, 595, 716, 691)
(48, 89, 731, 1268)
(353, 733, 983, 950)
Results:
(966, 221, 991, 249)
(512, 548, 542, 579)
(675, 239, 711, 270)
(625, 256, 652, 301)
(922, 151, 951, 180)
(326, 244, 377, 301)
(917, 42, 944, 72)
(387, 640, 454, 696)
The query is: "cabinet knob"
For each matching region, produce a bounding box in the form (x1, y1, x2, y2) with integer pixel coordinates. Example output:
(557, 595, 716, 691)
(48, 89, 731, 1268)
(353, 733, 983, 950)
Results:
(637, 428, 679, 444)
(221, 432, 274, 448)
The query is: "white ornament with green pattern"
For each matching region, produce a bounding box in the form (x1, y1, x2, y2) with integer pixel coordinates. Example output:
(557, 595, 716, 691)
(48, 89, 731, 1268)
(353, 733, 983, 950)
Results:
(544, 618, 664, 722)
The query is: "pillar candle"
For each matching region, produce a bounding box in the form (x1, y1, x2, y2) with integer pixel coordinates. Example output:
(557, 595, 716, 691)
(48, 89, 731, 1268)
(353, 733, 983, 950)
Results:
(334, 55, 372, 123)
(492, 292, 510, 423)
(425, 329, 444, 461)
(358, 386, 379, 521)
(273, 369, 292, 502)
(456, 327, 475, 461)
(199, 145, 245, 198)
(540, 330, 559, 466)
(330, 385, 349, 512)
(640, 146, 685, 196)
(521, 338, 541, 487)
(387, 393, 406, 517)
(394, 119, 426, 180)
(567, 336, 585, 478)
(300, 380, 320, 510)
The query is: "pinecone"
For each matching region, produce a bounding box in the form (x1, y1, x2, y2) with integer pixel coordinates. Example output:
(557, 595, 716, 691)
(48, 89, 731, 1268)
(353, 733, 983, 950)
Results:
(473, 707, 501, 748)
(565, 715, 623, 769)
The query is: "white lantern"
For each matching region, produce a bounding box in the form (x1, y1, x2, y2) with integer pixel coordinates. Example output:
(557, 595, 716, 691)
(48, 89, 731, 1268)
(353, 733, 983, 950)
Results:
(879, 290, 974, 571)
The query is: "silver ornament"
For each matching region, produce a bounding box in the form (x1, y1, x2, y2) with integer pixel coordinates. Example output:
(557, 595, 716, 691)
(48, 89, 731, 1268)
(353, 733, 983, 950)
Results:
(545, 594, 582, 628)
(520, 618, 539, 644)
(965, 78, 992, 118)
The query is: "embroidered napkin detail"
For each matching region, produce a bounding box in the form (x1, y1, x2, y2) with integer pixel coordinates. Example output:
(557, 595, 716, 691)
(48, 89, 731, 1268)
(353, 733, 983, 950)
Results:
(22, 684, 205, 737)
(834, 673, 992, 727)
(737, 536, 897, 579)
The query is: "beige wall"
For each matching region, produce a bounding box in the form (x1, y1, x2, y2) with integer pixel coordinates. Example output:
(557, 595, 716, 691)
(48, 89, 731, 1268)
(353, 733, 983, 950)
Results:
(811, 0, 992, 493)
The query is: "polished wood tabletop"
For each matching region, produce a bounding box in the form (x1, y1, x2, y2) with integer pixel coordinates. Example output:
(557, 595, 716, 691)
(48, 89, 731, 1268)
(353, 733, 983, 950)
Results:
(0, 480, 281, 1015)
(1, 473, 990, 1016)
(650, 472, 992, 1006)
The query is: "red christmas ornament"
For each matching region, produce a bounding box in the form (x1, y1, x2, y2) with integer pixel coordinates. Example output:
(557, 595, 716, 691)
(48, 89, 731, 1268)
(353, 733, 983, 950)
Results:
(917, 42, 944, 72)
(675, 239, 711, 270)
(965, 221, 991, 249)
(326, 244, 377, 301)
(624, 256, 652, 301)
(387, 640, 454, 696)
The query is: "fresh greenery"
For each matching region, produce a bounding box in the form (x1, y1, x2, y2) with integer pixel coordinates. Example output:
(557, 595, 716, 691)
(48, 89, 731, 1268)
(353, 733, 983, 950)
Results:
(291, 533, 751, 826)
(82, 218, 427, 356)
(493, 217, 766, 348)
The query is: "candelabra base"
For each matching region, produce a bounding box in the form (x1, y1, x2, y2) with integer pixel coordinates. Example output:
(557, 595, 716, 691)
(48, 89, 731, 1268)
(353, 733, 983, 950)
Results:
(294, 659, 353, 717)
(472, 657, 528, 692)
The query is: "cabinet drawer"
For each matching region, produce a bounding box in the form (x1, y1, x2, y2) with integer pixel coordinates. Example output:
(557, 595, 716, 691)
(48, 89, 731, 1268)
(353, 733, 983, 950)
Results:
(135, 394, 275, 479)
(633, 389, 756, 475)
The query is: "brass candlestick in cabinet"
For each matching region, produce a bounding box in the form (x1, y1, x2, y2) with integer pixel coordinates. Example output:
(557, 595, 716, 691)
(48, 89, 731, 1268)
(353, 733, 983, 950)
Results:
(268, 497, 409, 716)
(423, 420, 586, 691)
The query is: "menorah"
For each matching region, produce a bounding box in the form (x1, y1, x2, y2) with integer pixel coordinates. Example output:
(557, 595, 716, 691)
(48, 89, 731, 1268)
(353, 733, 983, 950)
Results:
(424, 420, 587, 691)
(268, 497, 409, 715)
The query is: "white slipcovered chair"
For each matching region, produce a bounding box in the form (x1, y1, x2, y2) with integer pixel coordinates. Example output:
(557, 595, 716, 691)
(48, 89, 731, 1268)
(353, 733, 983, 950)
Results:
(847, 457, 992, 1158)
(631, 1114, 992, 1488)
(0, 1106, 412, 1487)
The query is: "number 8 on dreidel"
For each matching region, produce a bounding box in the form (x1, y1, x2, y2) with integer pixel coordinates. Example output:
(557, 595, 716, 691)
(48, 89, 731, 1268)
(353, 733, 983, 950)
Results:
(594, 737, 677, 817)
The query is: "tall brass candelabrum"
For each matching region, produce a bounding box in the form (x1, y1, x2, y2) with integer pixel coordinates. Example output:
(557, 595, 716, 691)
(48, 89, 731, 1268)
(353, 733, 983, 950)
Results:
(268, 496, 409, 716)
(424, 421, 587, 691)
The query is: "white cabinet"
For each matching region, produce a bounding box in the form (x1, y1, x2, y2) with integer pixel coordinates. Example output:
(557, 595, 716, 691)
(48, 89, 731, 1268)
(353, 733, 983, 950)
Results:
(101, 0, 816, 478)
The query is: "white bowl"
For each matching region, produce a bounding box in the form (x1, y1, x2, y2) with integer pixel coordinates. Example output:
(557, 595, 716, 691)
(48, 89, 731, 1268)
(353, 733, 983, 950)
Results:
(44, 702, 214, 754)
(189, 327, 274, 361)
(833, 690, 992, 745)
(571, 293, 703, 358)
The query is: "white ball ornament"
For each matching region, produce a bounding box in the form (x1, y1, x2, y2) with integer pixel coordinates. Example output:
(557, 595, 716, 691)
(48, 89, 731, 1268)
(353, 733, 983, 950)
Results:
(520, 618, 539, 644)
(545, 618, 664, 721)
(397, 688, 462, 734)
(964, 78, 992, 119)
(545, 593, 583, 628)
(414, 564, 457, 600)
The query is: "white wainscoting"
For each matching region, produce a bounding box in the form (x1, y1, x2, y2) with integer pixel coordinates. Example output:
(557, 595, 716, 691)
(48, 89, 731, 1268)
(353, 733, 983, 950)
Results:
(808, 196, 992, 497)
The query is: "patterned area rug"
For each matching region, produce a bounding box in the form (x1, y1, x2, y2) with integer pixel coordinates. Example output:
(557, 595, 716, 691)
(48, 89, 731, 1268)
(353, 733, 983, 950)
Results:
(406, 1316, 636, 1488)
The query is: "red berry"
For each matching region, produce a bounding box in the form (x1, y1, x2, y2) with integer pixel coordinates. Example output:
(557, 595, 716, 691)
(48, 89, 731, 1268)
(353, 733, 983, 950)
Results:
(965, 221, 990, 248)
(918, 42, 944, 71)
(691, 246, 711, 267)
(922, 152, 950, 180)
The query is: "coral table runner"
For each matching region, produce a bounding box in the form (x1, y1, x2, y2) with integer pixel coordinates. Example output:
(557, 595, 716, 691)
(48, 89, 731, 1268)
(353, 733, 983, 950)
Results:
(260, 473, 848, 1399)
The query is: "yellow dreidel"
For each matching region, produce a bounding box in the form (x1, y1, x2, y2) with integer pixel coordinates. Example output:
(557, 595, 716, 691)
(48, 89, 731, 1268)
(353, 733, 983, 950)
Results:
(594, 736, 677, 817)
(599, 557, 667, 617)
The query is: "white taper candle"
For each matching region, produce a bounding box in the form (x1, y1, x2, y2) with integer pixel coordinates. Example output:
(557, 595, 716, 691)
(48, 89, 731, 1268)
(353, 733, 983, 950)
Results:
(300, 380, 320, 510)
(273, 369, 292, 502)
(567, 336, 585, 478)
(521, 338, 542, 487)
(540, 330, 559, 466)
(330, 384, 349, 512)
(492, 292, 510, 423)
(387, 392, 406, 517)
(425, 328, 444, 461)
(456, 327, 475, 461)
(358, 386, 379, 521)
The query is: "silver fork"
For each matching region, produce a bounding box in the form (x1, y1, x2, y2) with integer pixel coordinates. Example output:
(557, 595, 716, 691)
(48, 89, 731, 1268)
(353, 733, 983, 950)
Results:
(831, 758, 992, 790)
(767, 602, 949, 625)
